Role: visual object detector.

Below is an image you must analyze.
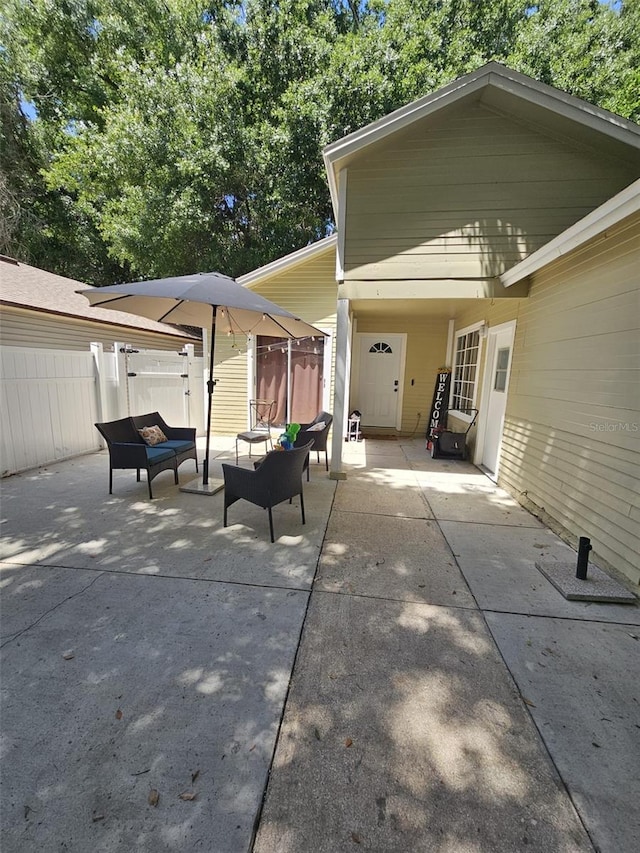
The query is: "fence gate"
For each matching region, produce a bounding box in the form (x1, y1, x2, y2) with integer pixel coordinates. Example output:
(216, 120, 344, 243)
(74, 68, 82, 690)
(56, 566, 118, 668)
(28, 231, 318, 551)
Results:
(119, 346, 204, 432)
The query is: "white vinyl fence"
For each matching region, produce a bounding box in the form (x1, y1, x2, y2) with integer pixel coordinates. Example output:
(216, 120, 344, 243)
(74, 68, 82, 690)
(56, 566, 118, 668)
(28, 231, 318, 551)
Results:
(1, 343, 205, 477)
(0, 348, 99, 476)
(115, 346, 204, 432)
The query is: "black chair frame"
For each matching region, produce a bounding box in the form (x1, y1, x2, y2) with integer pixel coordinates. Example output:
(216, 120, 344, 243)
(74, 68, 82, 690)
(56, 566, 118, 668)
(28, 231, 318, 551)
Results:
(95, 414, 197, 499)
(222, 442, 313, 542)
(131, 412, 198, 472)
(294, 411, 333, 480)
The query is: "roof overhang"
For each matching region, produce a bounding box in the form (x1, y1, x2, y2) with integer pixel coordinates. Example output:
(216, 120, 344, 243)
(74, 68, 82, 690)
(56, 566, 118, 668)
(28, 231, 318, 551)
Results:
(501, 178, 640, 287)
(0, 300, 200, 339)
(323, 62, 640, 218)
(238, 235, 337, 289)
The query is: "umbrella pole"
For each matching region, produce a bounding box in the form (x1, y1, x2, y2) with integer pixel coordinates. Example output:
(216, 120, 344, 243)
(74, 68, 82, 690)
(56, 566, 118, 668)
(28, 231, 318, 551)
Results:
(180, 306, 224, 495)
(203, 307, 217, 485)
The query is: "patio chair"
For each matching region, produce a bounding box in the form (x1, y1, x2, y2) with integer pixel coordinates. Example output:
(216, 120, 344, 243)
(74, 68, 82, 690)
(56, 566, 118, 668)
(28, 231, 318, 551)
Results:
(222, 442, 313, 542)
(235, 399, 276, 464)
(294, 411, 333, 480)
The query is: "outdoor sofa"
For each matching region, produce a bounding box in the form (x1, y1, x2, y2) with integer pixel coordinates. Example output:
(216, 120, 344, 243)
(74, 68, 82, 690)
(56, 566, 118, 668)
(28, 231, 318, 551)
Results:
(95, 412, 197, 499)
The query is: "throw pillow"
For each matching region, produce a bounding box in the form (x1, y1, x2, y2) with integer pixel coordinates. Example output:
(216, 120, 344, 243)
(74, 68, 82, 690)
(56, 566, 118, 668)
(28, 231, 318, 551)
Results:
(307, 421, 326, 432)
(138, 425, 168, 446)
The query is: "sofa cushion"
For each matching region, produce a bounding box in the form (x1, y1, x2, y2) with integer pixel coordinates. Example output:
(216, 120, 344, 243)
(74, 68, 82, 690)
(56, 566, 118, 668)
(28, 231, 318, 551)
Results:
(138, 425, 168, 446)
(160, 439, 196, 453)
(145, 446, 176, 464)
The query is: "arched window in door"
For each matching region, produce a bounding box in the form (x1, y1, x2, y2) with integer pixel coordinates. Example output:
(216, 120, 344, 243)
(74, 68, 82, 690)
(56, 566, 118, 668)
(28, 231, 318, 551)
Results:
(369, 342, 393, 354)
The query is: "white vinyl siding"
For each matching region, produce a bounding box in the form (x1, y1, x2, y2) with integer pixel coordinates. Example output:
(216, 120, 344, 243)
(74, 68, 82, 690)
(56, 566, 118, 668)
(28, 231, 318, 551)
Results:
(344, 101, 638, 282)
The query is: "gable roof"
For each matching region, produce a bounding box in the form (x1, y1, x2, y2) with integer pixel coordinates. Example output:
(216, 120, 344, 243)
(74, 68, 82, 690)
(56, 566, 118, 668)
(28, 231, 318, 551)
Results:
(238, 235, 337, 289)
(0, 257, 198, 340)
(323, 62, 640, 215)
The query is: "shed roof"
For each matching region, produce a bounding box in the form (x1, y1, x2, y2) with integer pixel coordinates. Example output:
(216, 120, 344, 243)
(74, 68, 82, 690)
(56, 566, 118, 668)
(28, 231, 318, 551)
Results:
(0, 257, 198, 340)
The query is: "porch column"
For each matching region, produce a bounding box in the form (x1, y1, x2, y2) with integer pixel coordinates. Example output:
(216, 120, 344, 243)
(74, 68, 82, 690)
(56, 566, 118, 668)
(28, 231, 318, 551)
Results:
(330, 297, 350, 480)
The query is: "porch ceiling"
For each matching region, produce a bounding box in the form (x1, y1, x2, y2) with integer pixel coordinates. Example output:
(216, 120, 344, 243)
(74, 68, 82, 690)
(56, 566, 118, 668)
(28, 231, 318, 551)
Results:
(351, 297, 475, 321)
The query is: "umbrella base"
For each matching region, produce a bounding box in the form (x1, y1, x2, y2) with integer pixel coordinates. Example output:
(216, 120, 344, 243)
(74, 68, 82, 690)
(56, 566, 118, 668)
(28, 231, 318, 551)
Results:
(180, 477, 224, 496)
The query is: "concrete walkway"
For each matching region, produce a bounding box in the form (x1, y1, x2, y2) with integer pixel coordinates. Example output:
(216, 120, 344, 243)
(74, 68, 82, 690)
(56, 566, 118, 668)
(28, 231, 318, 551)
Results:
(0, 438, 638, 852)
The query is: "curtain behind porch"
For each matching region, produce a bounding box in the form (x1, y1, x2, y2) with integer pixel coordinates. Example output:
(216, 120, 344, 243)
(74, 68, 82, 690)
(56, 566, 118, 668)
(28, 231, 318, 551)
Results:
(255, 336, 324, 427)
(256, 338, 288, 426)
(290, 339, 323, 424)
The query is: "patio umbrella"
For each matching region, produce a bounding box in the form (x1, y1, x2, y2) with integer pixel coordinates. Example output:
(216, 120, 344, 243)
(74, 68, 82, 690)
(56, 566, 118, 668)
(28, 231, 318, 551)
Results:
(79, 271, 326, 494)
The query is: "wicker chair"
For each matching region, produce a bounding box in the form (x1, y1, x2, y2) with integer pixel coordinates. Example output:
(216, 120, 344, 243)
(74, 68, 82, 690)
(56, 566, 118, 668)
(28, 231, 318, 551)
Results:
(294, 411, 333, 480)
(222, 442, 313, 542)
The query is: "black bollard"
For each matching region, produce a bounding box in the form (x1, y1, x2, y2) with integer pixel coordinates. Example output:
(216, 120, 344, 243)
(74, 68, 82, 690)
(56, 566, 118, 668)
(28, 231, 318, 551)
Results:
(576, 536, 592, 580)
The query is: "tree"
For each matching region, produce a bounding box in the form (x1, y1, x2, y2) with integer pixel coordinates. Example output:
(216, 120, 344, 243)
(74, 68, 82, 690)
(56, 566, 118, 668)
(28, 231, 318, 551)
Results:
(508, 0, 640, 120)
(0, 0, 130, 281)
(1, 0, 638, 284)
(378, 0, 529, 101)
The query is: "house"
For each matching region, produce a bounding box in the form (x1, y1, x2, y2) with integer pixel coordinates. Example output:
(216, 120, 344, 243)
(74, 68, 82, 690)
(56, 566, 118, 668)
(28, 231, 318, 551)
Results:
(0, 256, 200, 352)
(218, 63, 639, 586)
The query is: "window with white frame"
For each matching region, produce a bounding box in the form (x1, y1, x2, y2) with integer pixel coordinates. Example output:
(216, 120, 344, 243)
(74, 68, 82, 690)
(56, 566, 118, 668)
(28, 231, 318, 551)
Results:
(451, 326, 481, 415)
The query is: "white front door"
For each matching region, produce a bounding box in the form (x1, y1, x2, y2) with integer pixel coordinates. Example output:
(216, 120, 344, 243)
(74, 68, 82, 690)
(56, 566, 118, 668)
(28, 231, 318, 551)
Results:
(481, 324, 515, 476)
(356, 333, 405, 427)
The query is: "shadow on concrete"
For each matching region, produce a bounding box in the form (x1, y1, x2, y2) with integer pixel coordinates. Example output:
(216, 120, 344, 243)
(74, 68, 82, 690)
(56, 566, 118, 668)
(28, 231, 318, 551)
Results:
(253, 592, 591, 852)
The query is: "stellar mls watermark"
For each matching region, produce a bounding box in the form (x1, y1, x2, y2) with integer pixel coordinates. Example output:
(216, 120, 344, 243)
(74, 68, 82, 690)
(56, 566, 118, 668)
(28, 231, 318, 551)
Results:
(589, 422, 639, 432)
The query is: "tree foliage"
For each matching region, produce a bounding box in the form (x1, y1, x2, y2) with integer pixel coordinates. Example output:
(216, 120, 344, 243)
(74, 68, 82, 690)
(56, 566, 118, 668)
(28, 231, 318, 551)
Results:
(1, 0, 638, 284)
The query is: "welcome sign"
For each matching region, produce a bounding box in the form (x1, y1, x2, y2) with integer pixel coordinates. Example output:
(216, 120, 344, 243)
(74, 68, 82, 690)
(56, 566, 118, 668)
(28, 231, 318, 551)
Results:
(427, 370, 451, 439)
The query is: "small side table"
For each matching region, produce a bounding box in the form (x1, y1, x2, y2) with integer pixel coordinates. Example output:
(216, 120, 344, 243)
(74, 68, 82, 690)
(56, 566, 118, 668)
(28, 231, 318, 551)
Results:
(347, 416, 362, 442)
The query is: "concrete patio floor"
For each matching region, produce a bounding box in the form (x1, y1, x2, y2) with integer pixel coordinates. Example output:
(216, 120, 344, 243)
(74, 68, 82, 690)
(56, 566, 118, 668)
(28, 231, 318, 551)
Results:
(0, 437, 638, 853)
